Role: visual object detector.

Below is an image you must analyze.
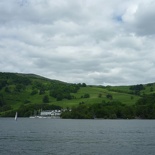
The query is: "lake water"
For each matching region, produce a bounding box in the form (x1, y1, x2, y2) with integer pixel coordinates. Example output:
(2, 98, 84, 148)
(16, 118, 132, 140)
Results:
(0, 118, 155, 155)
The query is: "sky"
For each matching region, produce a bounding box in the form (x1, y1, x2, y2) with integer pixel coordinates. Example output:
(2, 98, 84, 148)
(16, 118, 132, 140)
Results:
(0, 0, 155, 86)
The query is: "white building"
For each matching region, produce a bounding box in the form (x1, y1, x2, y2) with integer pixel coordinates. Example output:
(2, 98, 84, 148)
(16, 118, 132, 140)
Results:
(40, 110, 61, 118)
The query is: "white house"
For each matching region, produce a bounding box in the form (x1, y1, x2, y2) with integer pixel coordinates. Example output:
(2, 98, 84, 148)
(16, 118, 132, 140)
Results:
(40, 110, 61, 118)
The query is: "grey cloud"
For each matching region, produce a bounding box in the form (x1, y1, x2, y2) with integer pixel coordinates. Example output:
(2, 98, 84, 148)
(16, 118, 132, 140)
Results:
(122, 1, 155, 36)
(0, 0, 88, 25)
(0, 0, 155, 85)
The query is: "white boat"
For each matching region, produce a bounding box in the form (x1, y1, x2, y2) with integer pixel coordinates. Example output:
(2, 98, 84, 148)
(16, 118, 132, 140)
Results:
(15, 112, 18, 121)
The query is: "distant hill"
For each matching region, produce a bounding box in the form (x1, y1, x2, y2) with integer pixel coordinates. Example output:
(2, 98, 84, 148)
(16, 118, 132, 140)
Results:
(0, 72, 155, 118)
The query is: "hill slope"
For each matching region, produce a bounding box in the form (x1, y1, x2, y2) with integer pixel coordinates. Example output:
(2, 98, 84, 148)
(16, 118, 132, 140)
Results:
(0, 72, 155, 117)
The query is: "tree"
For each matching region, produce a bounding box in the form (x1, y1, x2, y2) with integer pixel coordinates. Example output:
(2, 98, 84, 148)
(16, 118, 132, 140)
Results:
(130, 84, 145, 95)
(98, 93, 102, 98)
(150, 87, 154, 92)
(15, 84, 25, 92)
(106, 94, 113, 100)
(81, 93, 90, 98)
(0, 80, 7, 90)
(39, 88, 45, 95)
(82, 83, 87, 87)
(31, 89, 38, 95)
(84, 93, 90, 98)
(0, 94, 5, 107)
(43, 95, 49, 103)
(5, 86, 11, 93)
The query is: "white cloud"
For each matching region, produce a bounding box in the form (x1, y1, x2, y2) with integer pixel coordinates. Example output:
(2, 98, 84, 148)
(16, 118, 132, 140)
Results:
(0, 0, 155, 85)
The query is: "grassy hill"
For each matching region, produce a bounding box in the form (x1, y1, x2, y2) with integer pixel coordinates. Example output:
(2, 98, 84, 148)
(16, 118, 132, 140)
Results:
(0, 72, 155, 117)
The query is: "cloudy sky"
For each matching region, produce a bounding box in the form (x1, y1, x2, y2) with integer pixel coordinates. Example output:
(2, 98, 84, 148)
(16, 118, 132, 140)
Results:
(0, 0, 155, 85)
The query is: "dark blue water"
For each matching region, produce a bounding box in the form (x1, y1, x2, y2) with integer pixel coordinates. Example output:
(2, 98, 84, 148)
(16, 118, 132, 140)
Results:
(0, 118, 155, 155)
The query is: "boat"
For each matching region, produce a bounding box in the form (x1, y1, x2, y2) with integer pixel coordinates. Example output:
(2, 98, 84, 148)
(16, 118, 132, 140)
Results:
(15, 112, 18, 121)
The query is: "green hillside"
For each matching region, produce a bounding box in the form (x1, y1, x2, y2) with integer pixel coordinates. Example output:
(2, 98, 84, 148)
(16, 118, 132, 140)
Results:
(0, 72, 155, 118)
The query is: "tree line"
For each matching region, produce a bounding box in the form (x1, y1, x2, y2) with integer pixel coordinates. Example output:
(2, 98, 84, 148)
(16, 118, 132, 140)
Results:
(61, 93, 155, 119)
